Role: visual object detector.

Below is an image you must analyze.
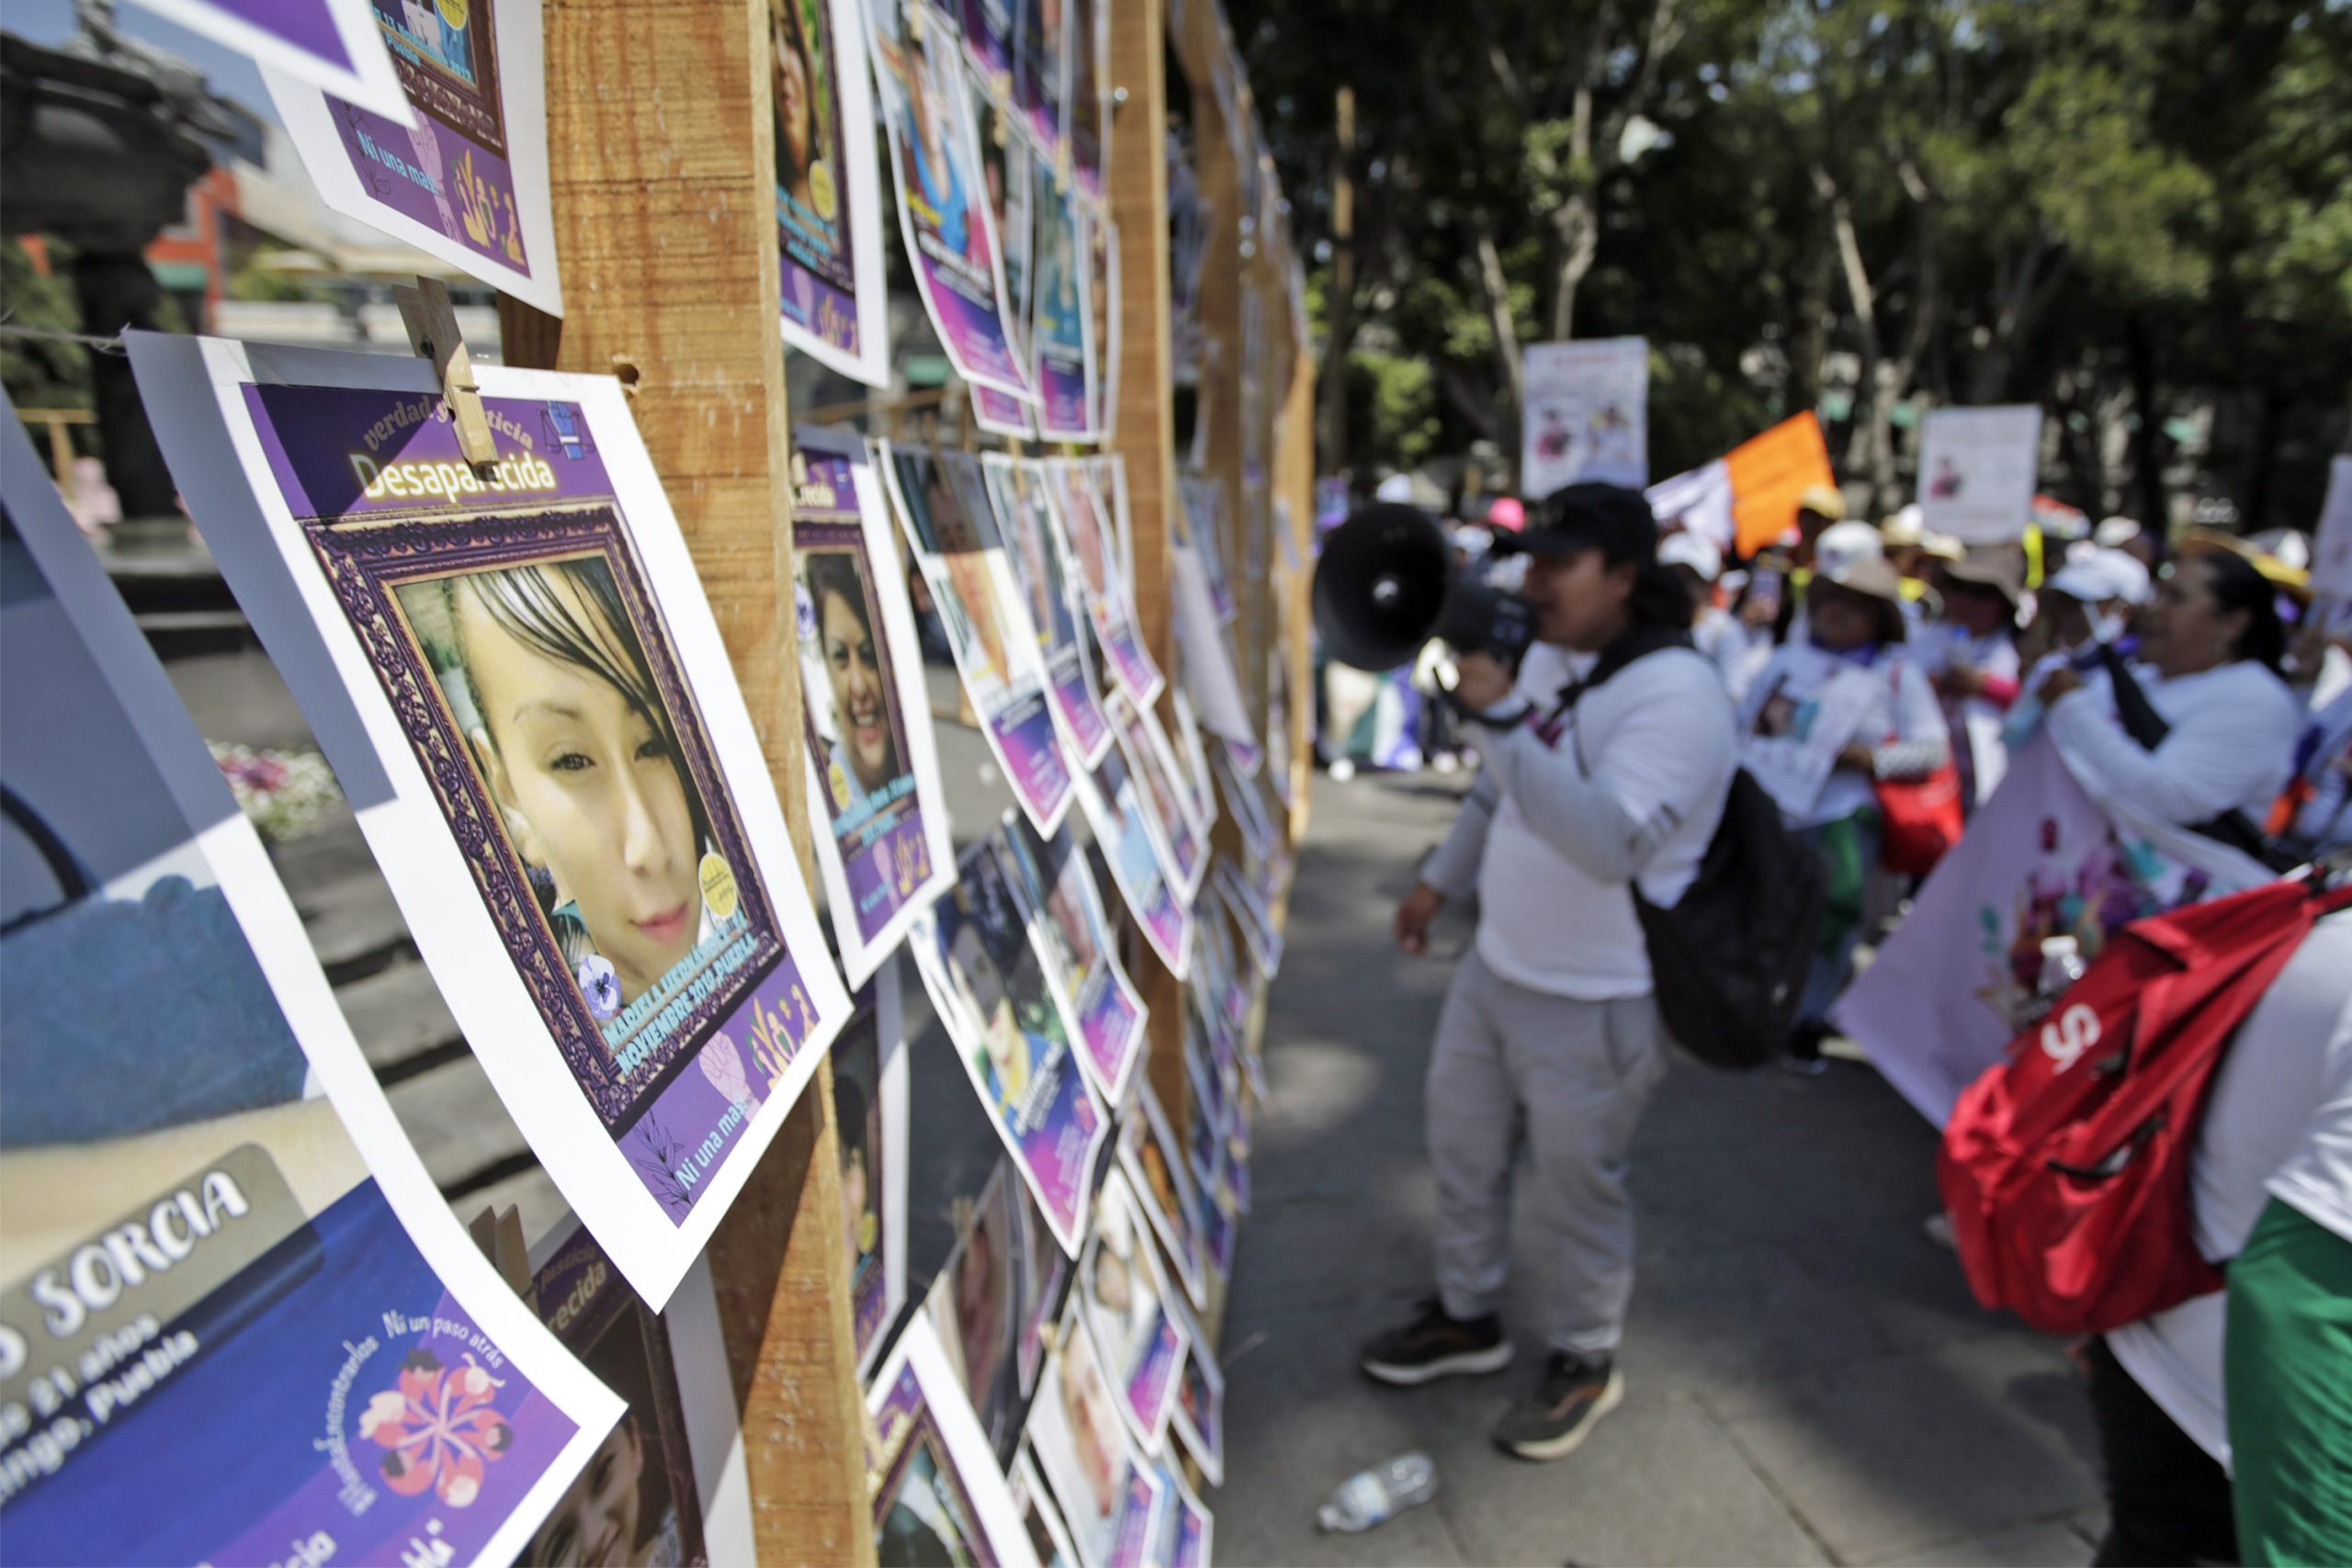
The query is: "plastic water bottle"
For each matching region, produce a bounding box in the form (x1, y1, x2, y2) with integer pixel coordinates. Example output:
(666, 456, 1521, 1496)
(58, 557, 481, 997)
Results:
(1317, 1452, 1439, 1533)
(2037, 935, 2087, 999)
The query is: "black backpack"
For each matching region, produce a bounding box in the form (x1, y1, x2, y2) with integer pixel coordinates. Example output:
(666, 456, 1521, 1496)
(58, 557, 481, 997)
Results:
(1548, 631, 1825, 1070)
(1632, 766, 1825, 1068)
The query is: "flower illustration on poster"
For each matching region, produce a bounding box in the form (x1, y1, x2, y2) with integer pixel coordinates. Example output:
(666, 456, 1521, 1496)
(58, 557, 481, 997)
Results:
(360, 1348, 516, 1506)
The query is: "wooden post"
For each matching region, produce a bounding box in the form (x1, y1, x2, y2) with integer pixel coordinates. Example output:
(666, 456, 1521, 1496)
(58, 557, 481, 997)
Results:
(498, 0, 875, 1556)
(1105, 0, 1193, 1133)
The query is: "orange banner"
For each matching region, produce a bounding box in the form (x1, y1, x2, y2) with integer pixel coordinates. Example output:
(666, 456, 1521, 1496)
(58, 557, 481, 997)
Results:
(1725, 412, 1836, 556)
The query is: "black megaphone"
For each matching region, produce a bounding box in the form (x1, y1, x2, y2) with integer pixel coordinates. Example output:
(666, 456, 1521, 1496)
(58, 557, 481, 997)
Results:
(1311, 504, 1535, 671)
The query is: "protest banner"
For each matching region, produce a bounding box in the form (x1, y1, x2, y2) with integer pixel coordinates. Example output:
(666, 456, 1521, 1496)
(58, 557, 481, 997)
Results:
(266, 0, 563, 312)
(792, 427, 956, 985)
(1075, 1169, 1189, 1450)
(1837, 733, 2277, 1126)
(831, 962, 910, 1376)
(773, 0, 893, 383)
(1917, 405, 2042, 543)
(2310, 454, 2352, 603)
(986, 455, 1114, 767)
(130, 0, 411, 119)
(130, 334, 853, 1309)
(1521, 336, 1648, 497)
(1001, 817, 1148, 1107)
(884, 442, 1075, 836)
(1726, 412, 1838, 555)
(1645, 458, 1734, 554)
(1024, 1303, 1168, 1568)
(526, 1227, 757, 1567)
(909, 842, 1111, 1256)
(865, 0, 1033, 397)
(0, 413, 618, 1562)
(866, 1315, 1039, 1568)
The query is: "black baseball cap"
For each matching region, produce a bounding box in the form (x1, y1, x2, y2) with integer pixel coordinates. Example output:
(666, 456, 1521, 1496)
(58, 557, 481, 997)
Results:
(1495, 482, 1660, 562)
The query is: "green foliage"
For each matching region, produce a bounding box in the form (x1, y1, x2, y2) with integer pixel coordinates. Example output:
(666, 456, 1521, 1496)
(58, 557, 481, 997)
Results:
(1350, 351, 1442, 469)
(0, 241, 90, 415)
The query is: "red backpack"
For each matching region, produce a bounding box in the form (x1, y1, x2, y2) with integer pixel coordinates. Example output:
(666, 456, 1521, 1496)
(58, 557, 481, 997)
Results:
(1937, 875, 2351, 1337)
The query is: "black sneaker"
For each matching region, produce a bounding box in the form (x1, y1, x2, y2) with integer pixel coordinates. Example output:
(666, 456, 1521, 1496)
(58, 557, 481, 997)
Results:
(1359, 1297, 1513, 1386)
(1491, 1351, 1624, 1461)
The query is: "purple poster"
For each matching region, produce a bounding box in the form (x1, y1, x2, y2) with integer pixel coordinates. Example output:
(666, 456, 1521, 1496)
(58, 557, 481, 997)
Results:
(774, 0, 890, 383)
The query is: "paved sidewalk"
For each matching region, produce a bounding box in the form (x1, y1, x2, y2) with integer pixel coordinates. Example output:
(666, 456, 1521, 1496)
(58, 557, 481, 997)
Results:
(1216, 770, 2107, 1567)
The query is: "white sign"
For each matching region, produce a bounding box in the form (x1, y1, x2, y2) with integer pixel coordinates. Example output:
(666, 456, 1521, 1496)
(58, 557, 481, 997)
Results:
(1521, 336, 1649, 498)
(2308, 454, 2352, 603)
(1646, 457, 1735, 553)
(1917, 405, 2042, 543)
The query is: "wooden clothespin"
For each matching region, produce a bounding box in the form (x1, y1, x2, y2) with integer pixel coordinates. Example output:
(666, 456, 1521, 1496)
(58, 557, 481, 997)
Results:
(393, 276, 498, 469)
(467, 1202, 538, 1313)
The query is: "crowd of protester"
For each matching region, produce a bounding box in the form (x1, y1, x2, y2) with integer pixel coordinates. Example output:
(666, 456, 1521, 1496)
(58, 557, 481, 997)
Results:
(1327, 478, 2352, 1563)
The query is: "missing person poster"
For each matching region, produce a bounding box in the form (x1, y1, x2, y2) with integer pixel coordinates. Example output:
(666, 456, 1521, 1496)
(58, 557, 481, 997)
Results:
(1045, 460, 1162, 708)
(1917, 405, 2043, 544)
(968, 76, 1040, 439)
(1065, 0, 1103, 196)
(792, 427, 956, 986)
(1163, 1287, 1223, 1487)
(834, 962, 910, 1377)
(130, 0, 411, 119)
(525, 1228, 758, 1568)
(1090, 219, 1120, 437)
(1213, 859, 1282, 979)
(129, 335, 854, 1310)
(866, 1315, 1038, 1568)
(1008, 1447, 1080, 1568)
(865, 0, 1033, 398)
(1011, 0, 1064, 165)
(1023, 1303, 1167, 1568)
(774, 0, 893, 384)
(1159, 1462, 1213, 1568)
(1521, 336, 1649, 498)
(1075, 736, 1193, 979)
(908, 842, 1110, 1258)
(1001, 818, 1146, 1108)
(881, 443, 1074, 836)
(985, 457, 1114, 768)
(1075, 1169, 1188, 1452)
(1029, 161, 1094, 442)
(925, 1156, 1069, 1463)
(0, 413, 618, 1564)
(266, 0, 562, 313)
(1108, 694, 1205, 904)
(1116, 1082, 1209, 1312)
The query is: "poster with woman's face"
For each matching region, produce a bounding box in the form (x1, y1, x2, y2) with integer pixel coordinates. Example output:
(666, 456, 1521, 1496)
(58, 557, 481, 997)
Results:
(1115, 1078, 1207, 1310)
(135, 336, 853, 1310)
(923, 1161, 1020, 1456)
(524, 1225, 759, 1568)
(1042, 460, 1162, 709)
(792, 428, 955, 985)
(1011, 0, 1064, 164)
(0, 412, 618, 1565)
(1071, 736, 1193, 979)
(1028, 163, 1093, 441)
(906, 840, 1107, 1258)
(1074, 1168, 1189, 1450)
(774, 0, 892, 384)
(882, 442, 1074, 837)
(865, 0, 1032, 397)
(1064, 0, 1103, 197)
(982, 457, 1112, 767)
(998, 815, 1144, 1107)
(833, 961, 910, 1375)
(968, 81, 1040, 440)
(1109, 694, 1205, 903)
(1023, 1303, 1166, 1568)
(266, 0, 562, 312)
(865, 1316, 1032, 1568)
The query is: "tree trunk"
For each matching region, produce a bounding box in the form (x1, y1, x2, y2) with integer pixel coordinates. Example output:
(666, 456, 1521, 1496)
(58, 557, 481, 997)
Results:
(1815, 164, 1894, 510)
(1475, 223, 1526, 475)
(2123, 313, 2169, 540)
(1315, 85, 1357, 472)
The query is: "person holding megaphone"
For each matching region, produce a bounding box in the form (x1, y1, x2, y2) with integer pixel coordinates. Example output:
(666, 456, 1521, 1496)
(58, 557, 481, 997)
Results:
(1346, 484, 1736, 1462)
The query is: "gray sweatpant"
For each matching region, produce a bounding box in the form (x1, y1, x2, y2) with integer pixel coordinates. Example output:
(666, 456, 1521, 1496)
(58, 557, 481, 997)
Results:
(1427, 950, 1668, 1356)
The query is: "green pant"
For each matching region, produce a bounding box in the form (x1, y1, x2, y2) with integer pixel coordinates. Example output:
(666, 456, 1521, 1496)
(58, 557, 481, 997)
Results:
(2225, 1198, 2352, 1565)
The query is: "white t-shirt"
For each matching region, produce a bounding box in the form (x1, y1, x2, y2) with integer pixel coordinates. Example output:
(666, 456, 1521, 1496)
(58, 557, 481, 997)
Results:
(1469, 641, 1737, 1000)
(2044, 659, 2300, 825)
(2106, 908, 2352, 1468)
(1917, 623, 2021, 805)
(1737, 638, 1944, 825)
